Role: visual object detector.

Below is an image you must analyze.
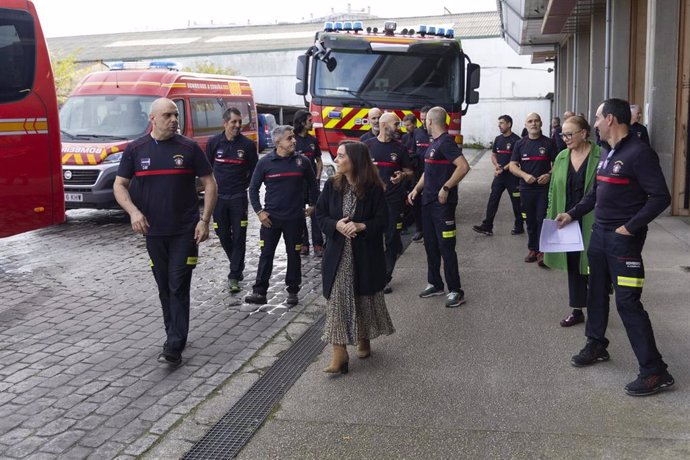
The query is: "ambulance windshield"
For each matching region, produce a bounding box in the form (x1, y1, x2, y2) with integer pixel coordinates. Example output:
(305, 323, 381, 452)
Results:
(59, 95, 156, 140)
(313, 51, 459, 104)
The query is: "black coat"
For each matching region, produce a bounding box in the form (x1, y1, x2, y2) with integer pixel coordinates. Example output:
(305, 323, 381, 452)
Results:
(316, 178, 388, 300)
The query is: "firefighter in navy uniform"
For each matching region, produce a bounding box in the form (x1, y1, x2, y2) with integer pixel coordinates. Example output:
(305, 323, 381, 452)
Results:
(408, 107, 470, 308)
(473, 115, 524, 236)
(364, 112, 413, 293)
(245, 125, 319, 306)
(359, 107, 382, 142)
(556, 98, 674, 397)
(509, 112, 558, 266)
(293, 109, 324, 256)
(114, 98, 217, 367)
(206, 107, 258, 294)
(629, 104, 650, 145)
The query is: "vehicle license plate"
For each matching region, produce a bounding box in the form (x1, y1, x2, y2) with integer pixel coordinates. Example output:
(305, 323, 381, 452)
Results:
(64, 193, 83, 202)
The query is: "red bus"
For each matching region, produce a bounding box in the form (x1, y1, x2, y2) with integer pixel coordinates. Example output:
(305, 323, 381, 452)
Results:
(0, 0, 64, 237)
(295, 21, 480, 158)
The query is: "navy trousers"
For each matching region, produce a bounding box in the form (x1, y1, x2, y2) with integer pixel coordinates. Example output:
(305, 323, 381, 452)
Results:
(253, 217, 302, 295)
(213, 196, 248, 281)
(585, 225, 667, 377)
(520, 187, 548, 251)
(146, 233, 198, 354)
(422, 201, 461, 292)
(481, 172, 523, 231)
(385, 198, 404, 282)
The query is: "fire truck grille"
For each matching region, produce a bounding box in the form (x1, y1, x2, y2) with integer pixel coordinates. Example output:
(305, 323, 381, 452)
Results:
(64, 170, 100, 186)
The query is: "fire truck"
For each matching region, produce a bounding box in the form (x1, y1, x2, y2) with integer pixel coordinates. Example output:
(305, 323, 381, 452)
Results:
(295, 21, 480, 158)
(59, 65, 257, 209)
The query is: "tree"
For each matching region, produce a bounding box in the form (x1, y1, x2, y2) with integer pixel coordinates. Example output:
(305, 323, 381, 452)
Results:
(49, 50, 92, 105)
(182, 61, 237, 75)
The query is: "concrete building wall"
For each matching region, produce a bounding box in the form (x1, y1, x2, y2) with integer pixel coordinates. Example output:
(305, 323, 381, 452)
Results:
(645, 0, 681, 186)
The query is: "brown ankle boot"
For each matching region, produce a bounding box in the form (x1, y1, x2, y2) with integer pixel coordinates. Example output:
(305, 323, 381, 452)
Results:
(356, 339, 371, 359)
(323, 344, 349, 374)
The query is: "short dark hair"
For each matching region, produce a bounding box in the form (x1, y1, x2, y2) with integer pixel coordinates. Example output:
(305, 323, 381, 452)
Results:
(420, 105, 432, 114)
(498, 115, 513, 126)
(293, 109, 311, 133)
(222, 107, 242, 121)
(402, 113, 417, 123)
(602, 98, 631, 126)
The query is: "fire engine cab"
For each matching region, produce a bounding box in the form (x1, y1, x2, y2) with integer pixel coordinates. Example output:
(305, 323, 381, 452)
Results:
(295, 21, 480, 158)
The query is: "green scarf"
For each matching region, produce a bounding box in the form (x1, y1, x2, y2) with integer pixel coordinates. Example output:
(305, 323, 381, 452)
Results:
(543, 143, 601, 274)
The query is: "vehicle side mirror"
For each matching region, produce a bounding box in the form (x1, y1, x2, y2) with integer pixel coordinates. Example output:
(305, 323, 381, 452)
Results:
(465, 63, 480, 105)
(295, 54, 309, 96)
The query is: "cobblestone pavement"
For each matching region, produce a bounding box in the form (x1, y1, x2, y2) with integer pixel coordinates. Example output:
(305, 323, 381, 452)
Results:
(0, 208, 324, 459)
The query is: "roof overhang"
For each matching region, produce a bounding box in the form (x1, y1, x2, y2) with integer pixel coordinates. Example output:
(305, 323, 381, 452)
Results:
(497, 0, 565, 61)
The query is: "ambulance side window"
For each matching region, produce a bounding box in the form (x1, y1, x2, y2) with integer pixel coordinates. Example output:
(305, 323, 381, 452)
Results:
(174, 99, 186, 135)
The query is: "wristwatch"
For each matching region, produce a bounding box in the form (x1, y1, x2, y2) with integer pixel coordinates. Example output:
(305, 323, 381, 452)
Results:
(442, 186, 450, 192)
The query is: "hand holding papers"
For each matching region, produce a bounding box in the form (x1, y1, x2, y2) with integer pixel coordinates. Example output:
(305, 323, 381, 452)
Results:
(539, 219, 584, 253)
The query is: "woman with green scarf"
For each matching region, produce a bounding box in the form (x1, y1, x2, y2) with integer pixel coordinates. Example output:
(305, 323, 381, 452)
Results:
(544, 116, 601, 327)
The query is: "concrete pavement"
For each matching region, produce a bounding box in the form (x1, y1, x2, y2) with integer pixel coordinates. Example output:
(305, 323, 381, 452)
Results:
(237, 149, 690, 459)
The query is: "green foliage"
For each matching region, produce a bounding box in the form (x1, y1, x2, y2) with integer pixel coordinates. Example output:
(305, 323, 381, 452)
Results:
(182, 61, 237, 75)
(50, 50, 90, 105)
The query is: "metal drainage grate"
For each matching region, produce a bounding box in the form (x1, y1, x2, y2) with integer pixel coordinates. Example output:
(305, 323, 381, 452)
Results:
(183, 315, 327, 460)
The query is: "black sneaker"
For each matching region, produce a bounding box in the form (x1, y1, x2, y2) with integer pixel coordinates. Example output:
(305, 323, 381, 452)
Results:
(472, 225, 493, 236)
(511, 227, 525, 235)
(419, 284, 444, 298)
(383, 283, 392, 294)
(625, 371, 675, 396)
(245, 292, 267, 304)
(286, 293, 299, 306)
(571, 339, 610, 367)
(412, 231, 423, 242)
(157, 350, 182, 367)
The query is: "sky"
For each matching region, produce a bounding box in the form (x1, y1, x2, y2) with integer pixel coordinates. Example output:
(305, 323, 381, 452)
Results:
(31, 0, 497, 38)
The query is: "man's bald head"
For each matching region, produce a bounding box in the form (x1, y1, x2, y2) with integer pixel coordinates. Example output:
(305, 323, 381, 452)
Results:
(425, 107, 448, 137)
(378, 112, 400, 140)
(367, 107, 382, 134)
(525, 112, 543, 139)
(149, 98, 179, 140)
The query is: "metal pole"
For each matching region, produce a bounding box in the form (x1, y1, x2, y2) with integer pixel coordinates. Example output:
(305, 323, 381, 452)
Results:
(604, 0, 612, 99)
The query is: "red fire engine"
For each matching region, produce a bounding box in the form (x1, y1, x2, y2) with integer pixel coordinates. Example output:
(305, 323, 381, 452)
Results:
(295, 21, 480, 158)
(0, 0, 64, 237)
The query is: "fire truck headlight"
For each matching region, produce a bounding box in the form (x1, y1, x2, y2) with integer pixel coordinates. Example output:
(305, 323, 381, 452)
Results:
(102, 152, 123, 164)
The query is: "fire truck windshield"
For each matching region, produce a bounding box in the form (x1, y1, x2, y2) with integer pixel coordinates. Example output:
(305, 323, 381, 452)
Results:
(314, 51, 459, 105)
(59, 95, 156, 140)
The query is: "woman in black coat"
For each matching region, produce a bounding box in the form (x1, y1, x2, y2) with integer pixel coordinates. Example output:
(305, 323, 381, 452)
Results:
(316, 141, 395, 374)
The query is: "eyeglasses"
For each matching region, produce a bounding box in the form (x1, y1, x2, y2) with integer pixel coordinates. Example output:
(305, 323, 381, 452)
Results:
(560, 129, 583, 140)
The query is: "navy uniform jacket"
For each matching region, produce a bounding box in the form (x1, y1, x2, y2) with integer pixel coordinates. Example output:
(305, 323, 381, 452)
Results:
(510, 135, 558, 190)
(493, 133, 521, 168)
(629, 122, 650, 145)
(118, 134, 212, 236)
(422, 132, 463, 206)
(413, 126, 431, 157)
(205, 132, 258, 199)
(364, 137, 411, 201)
(359, 131, 376, 142)
(316, 178, 388, 299)
(295, 133, 321, 173)
(248, 150, 318, 220)
(567, 134, 670, 234)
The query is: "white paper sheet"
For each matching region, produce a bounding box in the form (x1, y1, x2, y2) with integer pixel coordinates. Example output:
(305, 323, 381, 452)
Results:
(539, 219, 584, 253)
